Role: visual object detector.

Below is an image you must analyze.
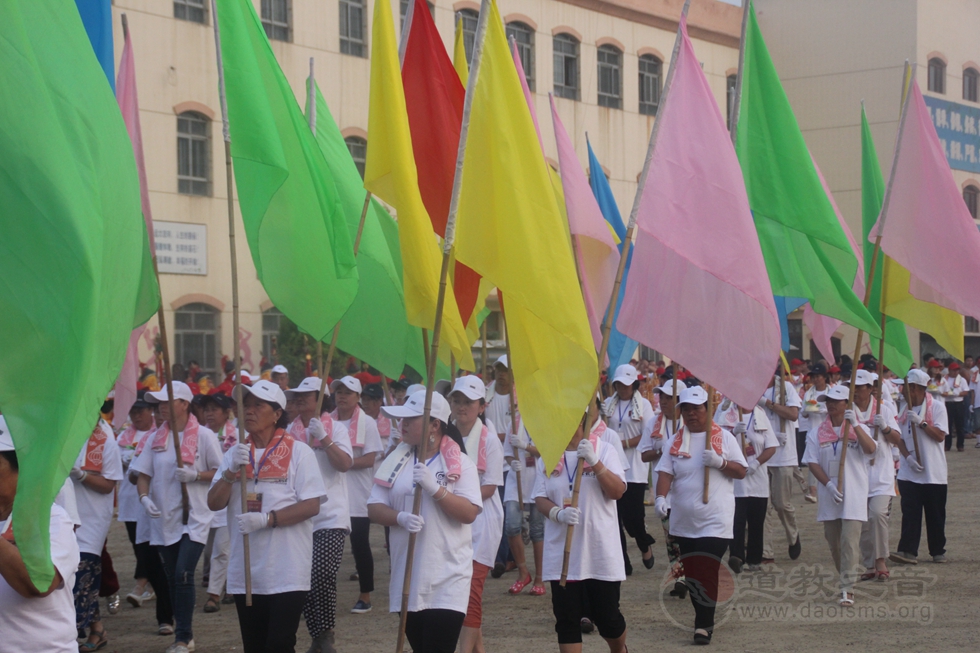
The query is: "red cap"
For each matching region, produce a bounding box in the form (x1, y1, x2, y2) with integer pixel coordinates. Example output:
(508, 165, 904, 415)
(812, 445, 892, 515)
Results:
(928, 360, 943, 368)
(791, 358, 804, 366)
(829, 365, 841, 373)
(949, 362, 960, 370)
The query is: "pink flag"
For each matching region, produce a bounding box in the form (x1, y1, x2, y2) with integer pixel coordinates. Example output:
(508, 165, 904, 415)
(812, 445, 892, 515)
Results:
(617, 17, 779, 408)
(549, 95, 620, 354)
(804, 157, 866, 363)
(112, 26, 156, 427)
(511, 39, 543, 150)
(875, 78, 980, 319)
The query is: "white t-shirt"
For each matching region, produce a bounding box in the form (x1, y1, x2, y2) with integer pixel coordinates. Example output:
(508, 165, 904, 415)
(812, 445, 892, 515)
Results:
(0, 505, 79, 653)
(603, 396, 655, 484)
(130, 422, 222, 546)
(798, 385, 829, 432)
(368, 450, 482, 613)
(340, 409, 383, 518)
(896, 399, 949, 485)
(638, 412, 676, 509)
(533, 440, 627, 582)
(72, 423, 123, 555)
(313, 417, 353, 532)
(853, 400, 899, 498)
(468, 423, 504, 567)
(117, 429, 152, 523)
(485, 389, 517, 439)
(655, 429, 747, 539)
(502, 426, 537, 504)
(213, 438, 327, 594)
(971, 367, 980, 409)
(734, 409, 779, 498)
(760, 381, 803, 467)
(55, 478, 80, 528)
(802, 423, 874, 521)
(943, 375, 969, 402)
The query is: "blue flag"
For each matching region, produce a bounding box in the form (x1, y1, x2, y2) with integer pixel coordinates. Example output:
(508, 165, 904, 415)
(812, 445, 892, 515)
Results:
(774, 296, 806, 353)
(587, 139, 638, 371)
(74, 0, 114, 91)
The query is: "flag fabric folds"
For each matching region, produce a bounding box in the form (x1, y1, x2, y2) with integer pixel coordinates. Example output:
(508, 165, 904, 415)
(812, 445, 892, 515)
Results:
(364, 0, 474, 370)
(617, 17, 779, 408)
(215, 0, 358, 343)
(0, 1, 158, 587)
(874, 78, 979, 355)
(455, 0, 597, 471)
(735, 1, 879, 338)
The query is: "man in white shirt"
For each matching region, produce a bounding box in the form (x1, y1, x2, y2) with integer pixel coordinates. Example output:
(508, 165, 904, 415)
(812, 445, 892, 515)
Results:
(759, 367, 803, 562)
(942, 363, 970, 451)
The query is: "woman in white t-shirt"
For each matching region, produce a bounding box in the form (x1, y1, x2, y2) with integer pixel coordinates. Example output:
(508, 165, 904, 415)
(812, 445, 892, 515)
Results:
(208, 380, 326, 653)
(449, 376, 504, 653)
(726, 406, 777, 573)
(368, 390, 482, 653)
(71, 418, 123, 651)
(654, 386, 747, 645)
(801, 384, 877, 607)
(0, 431, 81, 653)
(533, 404, 628, 653)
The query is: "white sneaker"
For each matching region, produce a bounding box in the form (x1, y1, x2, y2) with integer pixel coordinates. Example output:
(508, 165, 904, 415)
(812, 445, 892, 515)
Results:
(141, 589, 156, 603)
(165, 641, 194, 653)
(126, 589, 144, 608)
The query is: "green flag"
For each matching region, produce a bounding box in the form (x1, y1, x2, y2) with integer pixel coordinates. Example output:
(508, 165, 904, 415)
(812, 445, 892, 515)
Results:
(0, 1, 158, 588)
(861, 106, 914, 375)
(735, 2, 879, 337)
(216, 0, 357, 342)
(306, 82, 433, 379)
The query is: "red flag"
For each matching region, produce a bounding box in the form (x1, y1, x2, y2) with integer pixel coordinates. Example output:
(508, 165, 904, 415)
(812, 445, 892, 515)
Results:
(401, 0, 481, 324)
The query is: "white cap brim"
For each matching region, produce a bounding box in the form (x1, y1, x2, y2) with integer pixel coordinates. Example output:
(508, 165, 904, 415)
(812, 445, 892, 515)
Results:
(235, 380, 288, 410)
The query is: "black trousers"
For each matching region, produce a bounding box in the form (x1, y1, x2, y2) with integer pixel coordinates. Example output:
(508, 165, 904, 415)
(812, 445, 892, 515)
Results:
(125, 521, 173, 626)
(550, 578, 626, 644)
(234, 591, 307, 653)
(404, 608, 465, 653)
(731, 497, 767, 565)
(617, 482, 655, 556)
(945, 402, 966, 450)
(349, 517, 374, 594)
(675, 536, 730, 632)
(796, 430, 807, 467)
(897, 480, 947, 558)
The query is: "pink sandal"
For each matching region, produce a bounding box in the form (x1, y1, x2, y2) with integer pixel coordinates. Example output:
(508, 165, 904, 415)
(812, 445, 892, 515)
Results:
(508, 575, 532, 595)
(529, 584, 546, 596)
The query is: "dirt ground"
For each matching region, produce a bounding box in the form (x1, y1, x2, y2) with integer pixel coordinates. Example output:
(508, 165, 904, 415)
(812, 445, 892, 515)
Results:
(99, 448, 980, 652)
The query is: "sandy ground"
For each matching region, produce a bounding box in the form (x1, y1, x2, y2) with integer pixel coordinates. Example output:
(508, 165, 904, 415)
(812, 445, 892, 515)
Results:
(97, 448, 980, 652)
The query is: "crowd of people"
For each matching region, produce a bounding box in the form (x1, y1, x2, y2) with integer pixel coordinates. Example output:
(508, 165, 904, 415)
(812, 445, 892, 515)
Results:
(0, 350, 972, 652)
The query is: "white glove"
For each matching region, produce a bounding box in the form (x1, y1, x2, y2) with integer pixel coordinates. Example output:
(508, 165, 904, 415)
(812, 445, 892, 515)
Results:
(843, 409, 859, 427)
(509, 459, 522, 473)
(733, 421, 747, 436)
(237, 512, 268, 535)
(825, 480, 844, 504)
(69, 467, 85, 481)
(873, 414, 887, 429)
(577, 439, 599, 466)
(396, 511, 425, 533)
(746, 459, 761, 476)
(554, 506, 580, 526)
(776, 431, 788, 447)
(140, 495, 161, 518)
(650, 437, 665, 454)
(908, 410, 925, 426)
(654, 496, 669, 519)
(413, 462, 441, 496)
(174, 467, 198, 483)
(120, 449, 135, 469)
(229, 443, 250, 473)
(307, 417, 327, 442)
(702, 449, 725, 470)
(905, 453, 924, 473)
(509, 434, 527, 450)
(757, 395, 769, 409)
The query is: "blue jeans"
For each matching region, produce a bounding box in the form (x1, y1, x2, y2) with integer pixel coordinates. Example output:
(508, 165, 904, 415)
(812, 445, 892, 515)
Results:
(503, 500, 544, 542)
(158, 535, 205, 644)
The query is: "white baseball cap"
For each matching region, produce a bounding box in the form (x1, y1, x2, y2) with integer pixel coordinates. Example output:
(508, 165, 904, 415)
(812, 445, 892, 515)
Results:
(145, 381, 194, 404)
(405, 383, 425, 397)
(817, 384, 850, 402)
(677, 386, 708, 406)
(235, 379, 288, 410)
(494, 355, 509, 369)
(851, 370, 875, 386)
(271, 364, 288, 374)
(285, 376, 326, 399)
(330, 375, 362, 395)
(382, 389, 452, 424)
(450, 375, 485, 401)
(907, 369, 930, 387)
(0, 416, 13, 453)
(612, 364, 639, 387)
(435, 379, 453, 397)
(656, 381, 683, 397)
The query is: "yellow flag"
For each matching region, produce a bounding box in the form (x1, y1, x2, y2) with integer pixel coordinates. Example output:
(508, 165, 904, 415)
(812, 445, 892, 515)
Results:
(881, 257, 964, 359)
(364, 0, 473, 370)
(455, 0, 597, 471)
(453, 16, 469, 86)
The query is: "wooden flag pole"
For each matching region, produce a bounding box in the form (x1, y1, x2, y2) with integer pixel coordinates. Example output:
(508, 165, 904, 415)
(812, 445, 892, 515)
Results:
(209, 0, 251, 605)
(122, 13, 190, 527)
(702, 385, 715, 504)
(560, 0, 692, 587)
(481, 319, 488, 379)
(737, 407, 746, 455)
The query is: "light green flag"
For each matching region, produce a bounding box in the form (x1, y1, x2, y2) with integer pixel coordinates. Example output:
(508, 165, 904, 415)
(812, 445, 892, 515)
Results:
(861, 106, 914, 375)
(306, 82, 434, 379)
(216, 0, 357, 342)
(735, 1, 879, 337)
(0, 1, 158, 588)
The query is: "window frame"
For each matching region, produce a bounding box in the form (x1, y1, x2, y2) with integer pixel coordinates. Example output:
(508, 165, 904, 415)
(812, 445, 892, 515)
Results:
(174, 0, 207, 24)
(177, 111, 211, 197)
(553, 33, 580, 101)
(506, 22, 536, 92)
(964, 184, 979, 219)
(597, 45, 623, 109)
(456, 9, 480, 64)
(638, 54, 663, 116)
(339, 0, 367, 58)
(964, 67, 979, 103)
(173, 303, 221, 377)
(726, 74, 738, 129)
(262, 307, 283, 362)
(261, 0, 292, 42)
(928, 57, 946, 94)
(345, 136, 367, 180)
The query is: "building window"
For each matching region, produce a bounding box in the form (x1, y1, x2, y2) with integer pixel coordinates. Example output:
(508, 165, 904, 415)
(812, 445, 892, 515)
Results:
(597, 45, 622, 109)
(638, 54, 662, 116)
(966, 316, 980, 334)
(964, 184, 979, 218)
(456, 9, 479, 63)
(174, 0, 206, 23)
(174, 303, 220, 376)
(506, 22, 535, 91)
(345, 136, 367, 179)
(262, 307, 283, 362)
(340, 0, 366, 57)
(726, 74, 738, 129)
(261, 0, 291, 42)
(965, 68, 979, 102)
(928, 57, 946, 94)
(553, 34, 580, 100)
(177, 112, 211, 196)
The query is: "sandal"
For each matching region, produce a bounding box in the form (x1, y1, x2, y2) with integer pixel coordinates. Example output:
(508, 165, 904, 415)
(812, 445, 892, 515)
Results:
(859, 570, 877, 582)
(839, 591, 854, 607)
(529, 584, 547, 596)
(203, 597, 220, 613)
(79, 627, 108, 651)
(876, 570, 890, 581)
(508, 574, 532, 595)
